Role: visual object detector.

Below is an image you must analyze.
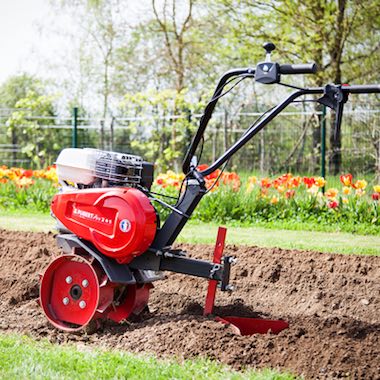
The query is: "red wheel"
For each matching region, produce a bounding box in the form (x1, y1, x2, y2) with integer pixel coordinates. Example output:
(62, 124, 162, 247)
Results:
(108, 283, 153, 323)
(39, 254, 113, 331)
(39, 254, 152, 331)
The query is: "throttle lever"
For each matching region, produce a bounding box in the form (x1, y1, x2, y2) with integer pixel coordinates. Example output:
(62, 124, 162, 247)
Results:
(256, 42, 280, 84)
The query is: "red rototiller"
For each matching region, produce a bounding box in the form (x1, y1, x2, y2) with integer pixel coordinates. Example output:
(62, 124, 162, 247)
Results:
(39, 43, 380, 334)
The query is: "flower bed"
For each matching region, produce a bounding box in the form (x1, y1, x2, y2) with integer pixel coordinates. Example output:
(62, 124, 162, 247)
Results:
(154, 166, 380, 233)
(0, 165, 379, 233)
(0, 166, 58, 212)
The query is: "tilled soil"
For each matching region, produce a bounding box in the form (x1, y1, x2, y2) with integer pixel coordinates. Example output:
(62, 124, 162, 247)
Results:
(0, 229, 379, 379)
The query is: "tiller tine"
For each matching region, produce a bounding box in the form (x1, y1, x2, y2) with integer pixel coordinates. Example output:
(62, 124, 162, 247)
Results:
(204, 227, 289, 336)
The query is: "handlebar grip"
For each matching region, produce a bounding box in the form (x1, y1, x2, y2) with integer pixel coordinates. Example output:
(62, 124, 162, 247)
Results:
(341, 84, 380, 94)
(279, 63, 317, 75)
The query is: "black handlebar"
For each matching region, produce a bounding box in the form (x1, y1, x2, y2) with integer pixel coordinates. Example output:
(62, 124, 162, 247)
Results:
(182, 61, 379, 175)
(279, 63, 318, 75)
(341, 84, 380, 94)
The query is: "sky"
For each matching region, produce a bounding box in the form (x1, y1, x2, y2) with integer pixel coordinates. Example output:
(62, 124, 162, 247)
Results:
(0, 0, 53, 83)
(0, 0, 147, 86)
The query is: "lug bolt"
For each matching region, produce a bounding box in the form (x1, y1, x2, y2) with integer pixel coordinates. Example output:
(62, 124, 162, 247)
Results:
(62, 297, 69, 305)
(79, 300, 86, 309)
(82, 279, 89, 288)
(65, 276, 73, 284)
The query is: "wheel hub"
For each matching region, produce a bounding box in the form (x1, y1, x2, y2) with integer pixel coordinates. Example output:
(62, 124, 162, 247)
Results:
(69, 285, 83, 300)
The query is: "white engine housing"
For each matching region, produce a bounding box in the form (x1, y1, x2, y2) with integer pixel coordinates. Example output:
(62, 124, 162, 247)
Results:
(56, 148, 143, 187)
(56, 148, 98, 185)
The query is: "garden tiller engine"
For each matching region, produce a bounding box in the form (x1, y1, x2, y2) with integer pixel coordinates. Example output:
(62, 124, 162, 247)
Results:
(39, 43, 380, 334)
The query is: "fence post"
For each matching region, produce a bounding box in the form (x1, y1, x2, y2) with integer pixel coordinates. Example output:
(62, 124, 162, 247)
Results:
(72, 107, 78, 148)
(184, 109, 192, 157)
(321, 105, 326, 193)
(110, 116, 115, 151)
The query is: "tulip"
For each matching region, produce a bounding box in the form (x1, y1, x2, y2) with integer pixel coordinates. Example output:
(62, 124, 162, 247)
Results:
(285, 189, 295, 199)
(374, 185, 380, 193)
(260, 177, 272, 188)
(270, 195, 279, 204)
(328, 200, 339, 209)
(314, 177, 326, 188)
(325, 188, 339, 199)
(303, 177, 315, 188)
(15, 177, 34, 188)
(339, 173, 353, 186)
(372, 193, 379, 201)
(353, 179, 367, 190)
(342, 186, 351, 195)
(197, 164, 209, 172)
(290, 176, 301, 188)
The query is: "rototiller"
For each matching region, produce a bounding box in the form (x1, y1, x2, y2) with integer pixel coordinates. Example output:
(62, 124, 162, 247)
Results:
(39, 43, 380, 334)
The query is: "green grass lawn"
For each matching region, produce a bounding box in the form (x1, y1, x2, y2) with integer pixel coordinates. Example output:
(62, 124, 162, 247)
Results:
(0, 210, 379, 255)
(0, 334, 295, 380)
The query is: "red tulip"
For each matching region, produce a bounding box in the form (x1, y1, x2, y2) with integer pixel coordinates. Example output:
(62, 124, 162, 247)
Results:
(328, 200, 339, 209)
(303, 177, 315, 189)
(340, 173, 353, 187)
(285, 189, 295, 199)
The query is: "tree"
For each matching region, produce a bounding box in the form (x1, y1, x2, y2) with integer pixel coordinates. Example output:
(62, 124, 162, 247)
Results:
(151, 0, 194, 93)
(119, 88, 205, 171)
(213, 0, 380, 174)
(0, 74, 46, 166)
(6, 91, 58, 167)
(51, 0, 134, 119)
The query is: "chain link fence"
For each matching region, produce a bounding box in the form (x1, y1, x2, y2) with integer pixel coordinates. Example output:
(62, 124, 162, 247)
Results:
(0, 102, 379, 177)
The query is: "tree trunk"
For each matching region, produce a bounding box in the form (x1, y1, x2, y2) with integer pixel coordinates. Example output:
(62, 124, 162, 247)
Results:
(11, 129, 17, 167)
(110, 116, 115, 151)
(223, 109, 228, 153)
(260, 129, 265, 173)
(100, 120, 105, 150)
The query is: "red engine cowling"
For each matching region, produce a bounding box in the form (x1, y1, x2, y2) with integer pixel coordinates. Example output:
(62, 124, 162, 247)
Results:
(51, 188, 157, 263)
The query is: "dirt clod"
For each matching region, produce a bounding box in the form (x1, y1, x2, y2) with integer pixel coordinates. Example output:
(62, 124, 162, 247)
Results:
(0, 229, 379, 379)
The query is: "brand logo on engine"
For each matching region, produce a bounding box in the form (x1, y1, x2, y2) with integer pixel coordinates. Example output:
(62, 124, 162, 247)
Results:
(72, 206, 112, 225)
(119, 219, 131, 233)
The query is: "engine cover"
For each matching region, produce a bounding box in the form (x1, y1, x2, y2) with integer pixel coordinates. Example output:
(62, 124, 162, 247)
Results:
(51, 188, 157, 263)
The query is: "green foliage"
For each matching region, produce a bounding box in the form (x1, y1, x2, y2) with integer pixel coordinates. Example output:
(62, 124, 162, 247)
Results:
(214, 0, 380, 85)
(6, 91, 59, 167)
(0, 179, 57, 213)
(0, 74, 65, 168)
(152, 183, 380, 235)
(0, 334, 296, 380)
(0, 176, 379, 235)
(0, 73, 43, 108)
(119, 88, 207, 171)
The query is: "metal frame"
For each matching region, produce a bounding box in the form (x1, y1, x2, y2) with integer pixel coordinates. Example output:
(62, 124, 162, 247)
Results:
(154, 73, 380, 252)
(62, 66, 380, 288)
